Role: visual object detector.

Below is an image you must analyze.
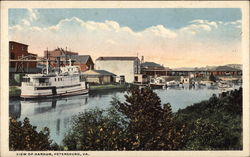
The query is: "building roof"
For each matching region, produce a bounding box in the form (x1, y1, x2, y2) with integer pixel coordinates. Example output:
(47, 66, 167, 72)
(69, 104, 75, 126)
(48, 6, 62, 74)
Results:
(59, 55, 92, 64)
(95, 70, 116, 76)
(214, 66, 241, 72)
(71, 55, 91, 64)
(141, 62, 162, 67)
(82, 70, 116, 76)
(9, 41, 28, 46)
(96, 56, 139, 61)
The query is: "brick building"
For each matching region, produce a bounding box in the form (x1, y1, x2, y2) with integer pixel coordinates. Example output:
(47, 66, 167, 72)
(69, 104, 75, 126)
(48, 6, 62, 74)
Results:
(9, 41, 39, 86)
(70, 55, 94, 71)
(44, 48, 78, 60)
(9, 41, 37, 69)
(44, 48, 94, 72)
(209, 66, 242, 76)
(141, 62, 170, 77)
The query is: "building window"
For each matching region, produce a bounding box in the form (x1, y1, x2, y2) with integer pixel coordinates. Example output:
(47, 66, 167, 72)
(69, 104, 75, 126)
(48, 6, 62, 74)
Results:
(10, 53, 15, 59)
(55, 78, 56, 82)
(10, 44, 14, 50)
(134, 76, 138, 82)
(22, 46, 27, 51)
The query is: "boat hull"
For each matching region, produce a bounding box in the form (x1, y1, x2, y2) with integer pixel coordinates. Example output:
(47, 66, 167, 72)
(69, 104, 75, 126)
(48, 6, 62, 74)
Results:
(21, 88, 89, 99)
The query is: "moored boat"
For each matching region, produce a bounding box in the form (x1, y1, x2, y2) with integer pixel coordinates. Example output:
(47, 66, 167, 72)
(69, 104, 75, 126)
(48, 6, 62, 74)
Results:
(166, 80, 179, 87)
(218, 81, 233, 91)
(21, 59, 89, 99)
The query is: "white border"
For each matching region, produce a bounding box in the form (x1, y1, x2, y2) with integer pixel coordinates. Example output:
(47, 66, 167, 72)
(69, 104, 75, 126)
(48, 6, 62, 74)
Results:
(1, 1, 249, 157)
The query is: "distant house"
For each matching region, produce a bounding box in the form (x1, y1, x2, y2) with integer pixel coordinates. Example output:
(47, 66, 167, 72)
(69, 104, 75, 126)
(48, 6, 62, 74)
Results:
(70, 55, 94, 72)
(141, 62, 170, 77)
(210, 66, 242, 76)
(95, 56, 140, 83)
(82, 70, 116, 84)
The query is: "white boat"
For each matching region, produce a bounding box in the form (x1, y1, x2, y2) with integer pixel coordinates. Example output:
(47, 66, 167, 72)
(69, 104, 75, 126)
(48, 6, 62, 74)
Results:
(166, 80, 179, 87)
(149, 77, 166, 89)
(218, 81, 233, 90)
(21, 59, 89, 99)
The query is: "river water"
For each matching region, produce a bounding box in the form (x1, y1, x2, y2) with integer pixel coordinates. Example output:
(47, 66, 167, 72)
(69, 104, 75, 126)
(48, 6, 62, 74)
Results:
(9, 84, 241, 144)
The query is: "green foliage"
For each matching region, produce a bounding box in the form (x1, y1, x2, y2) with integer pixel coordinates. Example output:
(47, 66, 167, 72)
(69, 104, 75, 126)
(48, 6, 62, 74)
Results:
(9, 117, 56, 151)
(63, 107, 128, 150)
(64, 87, 186, 150)
(176, 87, 242, 150)
(63, 87, 242, 150)
(114, 87, 186, 150)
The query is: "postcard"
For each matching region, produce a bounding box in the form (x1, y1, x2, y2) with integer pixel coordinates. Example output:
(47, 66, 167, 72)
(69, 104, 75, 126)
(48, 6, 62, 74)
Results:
(1, 1, 249, 157)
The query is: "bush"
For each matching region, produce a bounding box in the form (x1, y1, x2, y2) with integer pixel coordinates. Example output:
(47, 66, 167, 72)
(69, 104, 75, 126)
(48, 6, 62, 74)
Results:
(176, 87, 243, 150)
(9, 117, 56, 151)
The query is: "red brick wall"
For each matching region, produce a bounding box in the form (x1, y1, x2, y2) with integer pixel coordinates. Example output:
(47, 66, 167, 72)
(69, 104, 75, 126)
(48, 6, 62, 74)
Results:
(9, 42, 37, 68)
(44, 49, 78, 60)
(74, 64, 89, 72)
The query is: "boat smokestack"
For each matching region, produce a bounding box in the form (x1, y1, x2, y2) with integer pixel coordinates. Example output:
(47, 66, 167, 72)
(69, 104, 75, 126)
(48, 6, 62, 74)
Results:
(46, 59, 49, 74)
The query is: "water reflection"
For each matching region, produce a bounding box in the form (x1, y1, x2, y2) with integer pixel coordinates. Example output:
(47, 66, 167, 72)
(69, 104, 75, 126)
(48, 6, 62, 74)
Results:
(9, 101, 21, 118)
(20, 95, 89, 116)
(9, 85, 241, 144)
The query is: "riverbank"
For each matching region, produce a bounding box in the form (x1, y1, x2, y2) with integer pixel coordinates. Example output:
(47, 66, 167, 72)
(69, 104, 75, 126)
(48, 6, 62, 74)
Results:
(89, 84, 128, 91)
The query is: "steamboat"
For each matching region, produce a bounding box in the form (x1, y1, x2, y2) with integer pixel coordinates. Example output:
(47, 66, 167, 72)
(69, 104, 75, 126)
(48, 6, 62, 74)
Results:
(21, 59, 89, 99)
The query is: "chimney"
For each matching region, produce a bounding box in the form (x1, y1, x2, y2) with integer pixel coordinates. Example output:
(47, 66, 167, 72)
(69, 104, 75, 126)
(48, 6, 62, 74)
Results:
(141, 56, 144, 63)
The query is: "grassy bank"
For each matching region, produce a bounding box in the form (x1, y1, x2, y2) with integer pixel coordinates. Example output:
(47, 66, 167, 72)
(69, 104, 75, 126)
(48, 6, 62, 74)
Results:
(89, 84, 127, 91)
(9, 86, 21, 97)
(175, 88, 242, 150)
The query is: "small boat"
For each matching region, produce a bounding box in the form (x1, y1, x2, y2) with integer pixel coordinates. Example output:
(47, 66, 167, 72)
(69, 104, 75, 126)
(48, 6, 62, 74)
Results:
(166, 80, 179, 87)
(218, 81, 233, 90)
(21, 59, 89, 99)
(149, 77, 166, 89)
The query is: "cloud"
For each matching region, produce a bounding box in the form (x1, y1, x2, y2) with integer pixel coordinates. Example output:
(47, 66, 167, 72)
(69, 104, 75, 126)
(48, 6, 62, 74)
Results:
(27, 8, 38, 22)
(143, 25, 177, 38)
(9, 17, 242, 67)
(179, 19, 219, 35)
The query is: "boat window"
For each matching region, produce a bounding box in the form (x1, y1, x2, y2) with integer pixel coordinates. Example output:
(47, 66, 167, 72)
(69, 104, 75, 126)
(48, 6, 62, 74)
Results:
(39, 78, 47, 83)
(22, 78, 30, 82)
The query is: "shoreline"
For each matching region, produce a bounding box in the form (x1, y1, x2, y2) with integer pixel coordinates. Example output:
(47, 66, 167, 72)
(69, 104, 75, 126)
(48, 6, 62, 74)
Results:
(9, 84, 129, 98)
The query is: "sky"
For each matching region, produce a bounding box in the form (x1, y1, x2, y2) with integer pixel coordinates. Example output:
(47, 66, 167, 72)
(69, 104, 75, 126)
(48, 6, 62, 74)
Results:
(9, 8, 242, 68)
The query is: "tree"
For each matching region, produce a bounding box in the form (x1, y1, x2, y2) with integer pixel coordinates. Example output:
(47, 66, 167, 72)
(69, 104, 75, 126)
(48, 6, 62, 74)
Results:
(9, 117, 55, 150)
(114, 87, 186, 150)
(63, 107, 128, 150)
